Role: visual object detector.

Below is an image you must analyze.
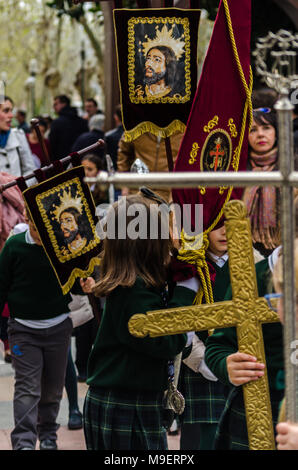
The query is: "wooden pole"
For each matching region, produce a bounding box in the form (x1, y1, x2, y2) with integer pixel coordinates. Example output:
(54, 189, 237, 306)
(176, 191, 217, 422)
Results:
(30, 118, 51, 166)
(0, 140, 105, 194)
(165, 137, 174, 172)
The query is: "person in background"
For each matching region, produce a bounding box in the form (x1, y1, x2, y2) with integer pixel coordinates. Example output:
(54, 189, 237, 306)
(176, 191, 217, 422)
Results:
(104, 104, 123, 171)
(49, 95, 88, 161)
(15, 109, 30, 134)
(0, 97, 35, 177)
(83, 98, 104, 127)
(26, 118, 51, 168)
(41, 114, 53, 139)
(81, 153, 108, 207)
(71, 114, 105, 160)
(251, 87, 278, 110)
(242, 109, 280, 257)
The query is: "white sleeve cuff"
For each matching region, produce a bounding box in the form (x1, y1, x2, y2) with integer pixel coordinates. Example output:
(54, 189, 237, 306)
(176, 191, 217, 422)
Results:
(176, 277, 200, 293)
(198, 359, 218, 382)
(186, 331, 195, 347)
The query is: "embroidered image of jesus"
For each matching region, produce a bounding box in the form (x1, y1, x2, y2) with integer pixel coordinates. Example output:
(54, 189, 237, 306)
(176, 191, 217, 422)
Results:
(129, 18, 191, 104)
(36, 179, 98, 262)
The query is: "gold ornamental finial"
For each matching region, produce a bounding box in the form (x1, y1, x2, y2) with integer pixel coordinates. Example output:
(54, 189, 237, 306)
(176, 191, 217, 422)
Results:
(141, 24, 185, 60)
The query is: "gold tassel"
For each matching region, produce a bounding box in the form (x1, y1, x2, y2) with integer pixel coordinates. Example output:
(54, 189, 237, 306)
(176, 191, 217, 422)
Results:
(177, 230, 214, 305)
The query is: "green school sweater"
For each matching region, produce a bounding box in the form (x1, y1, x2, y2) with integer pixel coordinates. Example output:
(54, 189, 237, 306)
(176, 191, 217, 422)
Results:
(197, 259, 231, 345)
(87, 277, 196, 393)
(0, 232, 71, 319)
(205, 259, 284, 389)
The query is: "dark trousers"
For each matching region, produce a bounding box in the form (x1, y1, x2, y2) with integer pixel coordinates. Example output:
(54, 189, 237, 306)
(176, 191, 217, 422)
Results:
(65, 348, 80, 413)
(74, 317, 98, 377)
(7, 317, 72, 450)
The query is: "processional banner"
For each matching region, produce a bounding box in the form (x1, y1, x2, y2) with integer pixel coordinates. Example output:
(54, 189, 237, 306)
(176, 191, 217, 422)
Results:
(172, 0, 253, 239)
(19, 164, 101, 295)
(171, 0, 253, 300)
(113, 7, 201, 142)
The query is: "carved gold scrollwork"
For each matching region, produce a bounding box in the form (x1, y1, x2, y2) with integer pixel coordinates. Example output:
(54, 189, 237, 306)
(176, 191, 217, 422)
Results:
(128, 200, 280, 450)
(224, 199, 247, 220)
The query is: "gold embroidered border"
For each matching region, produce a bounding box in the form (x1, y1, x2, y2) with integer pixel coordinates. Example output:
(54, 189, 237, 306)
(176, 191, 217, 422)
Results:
(35, 177, 100, 264)
(60, 256, 101, 295)
(128, 16, 191, 105)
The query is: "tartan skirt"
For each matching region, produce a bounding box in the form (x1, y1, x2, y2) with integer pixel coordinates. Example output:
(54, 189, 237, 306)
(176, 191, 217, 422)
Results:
(178, 365, 228, 424)
(83, 386, 168, 450)
(214, 386, 284, 450)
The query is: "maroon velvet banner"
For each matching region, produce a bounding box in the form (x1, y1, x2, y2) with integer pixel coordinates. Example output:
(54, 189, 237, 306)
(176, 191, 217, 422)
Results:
(172, 0, 252, 234)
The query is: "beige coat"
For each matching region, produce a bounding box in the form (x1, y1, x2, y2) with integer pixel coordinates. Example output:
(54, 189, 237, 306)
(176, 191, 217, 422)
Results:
(117, 131, 184, 202)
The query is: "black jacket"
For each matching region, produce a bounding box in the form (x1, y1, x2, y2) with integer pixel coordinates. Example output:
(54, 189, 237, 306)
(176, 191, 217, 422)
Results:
(71, 129, 105, 161)
(104, 125, 124, 170)
(49, 106, 89, 161)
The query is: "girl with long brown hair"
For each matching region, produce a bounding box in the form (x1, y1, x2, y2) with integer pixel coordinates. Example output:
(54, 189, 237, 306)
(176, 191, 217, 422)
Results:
(80, 194, 197, 450)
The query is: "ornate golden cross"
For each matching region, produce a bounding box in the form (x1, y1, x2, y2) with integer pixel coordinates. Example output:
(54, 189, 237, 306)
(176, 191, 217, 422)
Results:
(128, 200, 280, 450)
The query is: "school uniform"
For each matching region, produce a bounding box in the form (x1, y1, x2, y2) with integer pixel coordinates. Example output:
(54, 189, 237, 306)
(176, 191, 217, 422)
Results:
(179, 252, 231, 450)
(205, 258, 284, 450)
(83, 277, 196, 450)
(0, 231, 72, 450)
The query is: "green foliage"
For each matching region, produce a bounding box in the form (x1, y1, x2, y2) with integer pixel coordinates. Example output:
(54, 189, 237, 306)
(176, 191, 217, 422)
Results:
(46, 0, 84, 19)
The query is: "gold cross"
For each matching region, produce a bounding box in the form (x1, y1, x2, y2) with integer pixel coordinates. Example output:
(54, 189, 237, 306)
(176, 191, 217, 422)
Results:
(128, 200, 280, 450)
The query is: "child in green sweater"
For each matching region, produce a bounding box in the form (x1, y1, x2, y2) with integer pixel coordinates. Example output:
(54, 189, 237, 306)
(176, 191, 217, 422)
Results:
(205, 247, 283, 449)
(80, 194, 197, 450)
(179, 224, 231, 450)
(0, 209, 73, 450)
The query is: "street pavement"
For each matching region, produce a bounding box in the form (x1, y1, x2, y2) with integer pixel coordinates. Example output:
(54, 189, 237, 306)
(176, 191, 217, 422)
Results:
(0, 340, 179, 451)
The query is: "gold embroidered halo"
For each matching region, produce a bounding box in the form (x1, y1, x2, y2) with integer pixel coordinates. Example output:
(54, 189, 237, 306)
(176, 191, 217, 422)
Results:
(140, 24, 185, 60)
(51, 188, 83, 222)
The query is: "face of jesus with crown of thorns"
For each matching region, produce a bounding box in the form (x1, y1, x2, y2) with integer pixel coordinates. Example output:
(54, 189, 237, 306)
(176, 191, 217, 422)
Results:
(143, 45, 176, 98)
(59, 207, 87, 255)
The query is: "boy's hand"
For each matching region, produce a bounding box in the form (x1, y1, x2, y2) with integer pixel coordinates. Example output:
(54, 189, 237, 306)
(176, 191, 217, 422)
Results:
(226, 352, 265, 386)
(80, 277, 95, 294)
(276, 422, 298, 450)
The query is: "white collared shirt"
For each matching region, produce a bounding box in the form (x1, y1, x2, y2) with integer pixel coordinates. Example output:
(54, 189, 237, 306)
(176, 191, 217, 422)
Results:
(207, 251, 229, 268)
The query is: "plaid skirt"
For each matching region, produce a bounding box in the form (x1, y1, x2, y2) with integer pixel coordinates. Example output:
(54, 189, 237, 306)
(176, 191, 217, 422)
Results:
(214, 386, 284, 450)
(83, 387, 168, 450)
(178, 365, 228, 424)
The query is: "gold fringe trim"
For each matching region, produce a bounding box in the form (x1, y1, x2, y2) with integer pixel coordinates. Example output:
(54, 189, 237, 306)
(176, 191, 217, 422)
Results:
(61, 256, 101, 295)
(123, 120, 186, 142)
